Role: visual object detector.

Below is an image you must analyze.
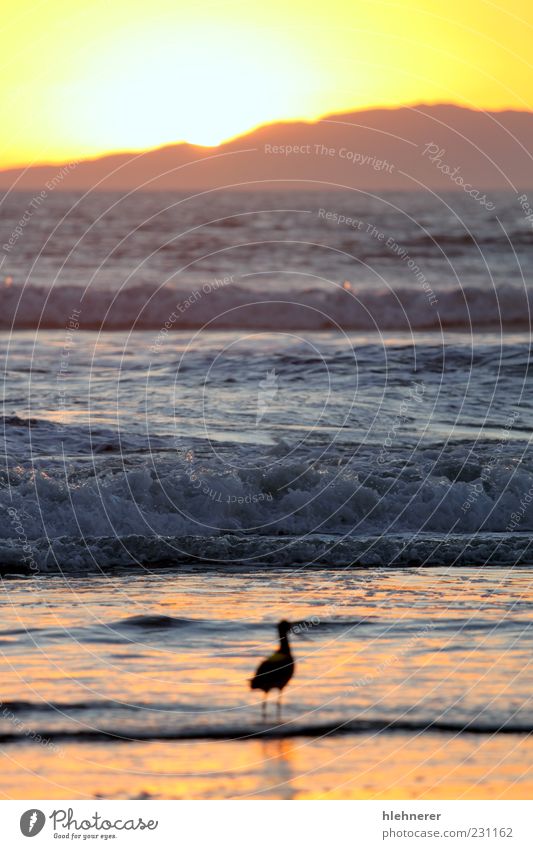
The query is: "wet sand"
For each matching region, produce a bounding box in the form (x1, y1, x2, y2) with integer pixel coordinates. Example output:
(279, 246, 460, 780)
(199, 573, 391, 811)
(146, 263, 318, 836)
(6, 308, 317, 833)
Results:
(0, 566, 531, 799)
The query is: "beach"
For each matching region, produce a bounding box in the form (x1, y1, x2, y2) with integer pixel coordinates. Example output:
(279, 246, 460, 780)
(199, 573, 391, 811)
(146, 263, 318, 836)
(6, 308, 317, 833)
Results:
(0, 567, 531, 799)
(1, 190, 532, 800)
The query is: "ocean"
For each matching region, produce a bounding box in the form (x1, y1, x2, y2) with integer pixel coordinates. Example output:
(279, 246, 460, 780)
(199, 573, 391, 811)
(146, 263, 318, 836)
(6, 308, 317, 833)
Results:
(0, 189, 532, 798)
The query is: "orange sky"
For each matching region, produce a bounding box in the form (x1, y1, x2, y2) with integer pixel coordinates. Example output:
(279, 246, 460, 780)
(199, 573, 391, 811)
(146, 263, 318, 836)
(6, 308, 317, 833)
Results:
(2, 0, 532, 168)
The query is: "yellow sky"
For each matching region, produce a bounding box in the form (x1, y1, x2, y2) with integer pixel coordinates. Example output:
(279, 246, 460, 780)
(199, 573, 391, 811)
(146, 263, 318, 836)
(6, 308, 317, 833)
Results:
(2, 0, 532, 168)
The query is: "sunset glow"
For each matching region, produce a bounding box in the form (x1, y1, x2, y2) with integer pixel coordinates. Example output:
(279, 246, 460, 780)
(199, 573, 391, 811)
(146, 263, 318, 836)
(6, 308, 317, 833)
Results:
(2, 0, 533, 811)
(1, 0, 532, 168)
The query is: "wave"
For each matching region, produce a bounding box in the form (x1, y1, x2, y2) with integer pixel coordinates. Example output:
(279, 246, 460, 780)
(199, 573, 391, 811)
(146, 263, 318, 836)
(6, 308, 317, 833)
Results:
(411, 230, 533, 249)
(111, 614, 200, 630)
(0, 700, 147, 713)
(1, 531, 533, 573)
(3, 417, 533, 569)
(0, 718, 530, 744)
(2, 282, 533, 331)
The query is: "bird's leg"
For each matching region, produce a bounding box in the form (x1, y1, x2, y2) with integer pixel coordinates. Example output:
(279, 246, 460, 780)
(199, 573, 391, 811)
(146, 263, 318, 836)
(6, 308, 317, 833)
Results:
(262, 694, 267, 721)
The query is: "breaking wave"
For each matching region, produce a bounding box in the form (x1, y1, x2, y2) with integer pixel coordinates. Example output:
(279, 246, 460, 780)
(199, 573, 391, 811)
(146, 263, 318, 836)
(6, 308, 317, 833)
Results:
(2, 415, 533, 571)
(1, 282, 532, 331)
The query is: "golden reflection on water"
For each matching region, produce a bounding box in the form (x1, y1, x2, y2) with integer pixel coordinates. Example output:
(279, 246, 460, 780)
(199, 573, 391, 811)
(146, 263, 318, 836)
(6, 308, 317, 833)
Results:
(0, 568, 532, 798)
(1, 734, 532, 800)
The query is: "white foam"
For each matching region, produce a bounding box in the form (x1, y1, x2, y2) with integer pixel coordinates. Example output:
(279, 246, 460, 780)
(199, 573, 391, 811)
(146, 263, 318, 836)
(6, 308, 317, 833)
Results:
(2, 428, 533, 570)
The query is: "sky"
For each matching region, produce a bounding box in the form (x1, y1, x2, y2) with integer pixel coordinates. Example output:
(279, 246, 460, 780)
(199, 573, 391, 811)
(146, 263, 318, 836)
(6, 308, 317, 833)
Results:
(2, 0, 532, 168)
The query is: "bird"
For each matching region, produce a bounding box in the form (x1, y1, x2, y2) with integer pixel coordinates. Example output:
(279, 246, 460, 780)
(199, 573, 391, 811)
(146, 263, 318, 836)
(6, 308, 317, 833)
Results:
(250, 620, 296, 719)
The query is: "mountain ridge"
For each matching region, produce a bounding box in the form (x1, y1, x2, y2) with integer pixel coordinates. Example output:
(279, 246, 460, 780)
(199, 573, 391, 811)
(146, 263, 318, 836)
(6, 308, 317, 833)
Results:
(2, 103, 532, 191)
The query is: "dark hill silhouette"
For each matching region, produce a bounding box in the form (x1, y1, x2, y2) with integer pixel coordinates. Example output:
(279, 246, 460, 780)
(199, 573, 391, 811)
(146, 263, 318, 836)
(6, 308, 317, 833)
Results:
(2, 104, 532, 191)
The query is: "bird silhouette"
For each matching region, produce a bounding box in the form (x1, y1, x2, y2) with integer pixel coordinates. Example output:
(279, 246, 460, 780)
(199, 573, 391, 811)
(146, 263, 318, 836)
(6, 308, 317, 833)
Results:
(250, 620, 296, 719)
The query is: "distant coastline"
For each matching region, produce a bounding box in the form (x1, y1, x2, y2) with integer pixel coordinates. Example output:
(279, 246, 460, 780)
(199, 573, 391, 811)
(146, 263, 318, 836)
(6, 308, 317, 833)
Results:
(2, 104, 532, 191)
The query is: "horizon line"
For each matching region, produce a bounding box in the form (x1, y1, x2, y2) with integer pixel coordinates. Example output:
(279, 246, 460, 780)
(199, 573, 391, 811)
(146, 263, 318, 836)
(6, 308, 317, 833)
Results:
(3, 100, 533, 174)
